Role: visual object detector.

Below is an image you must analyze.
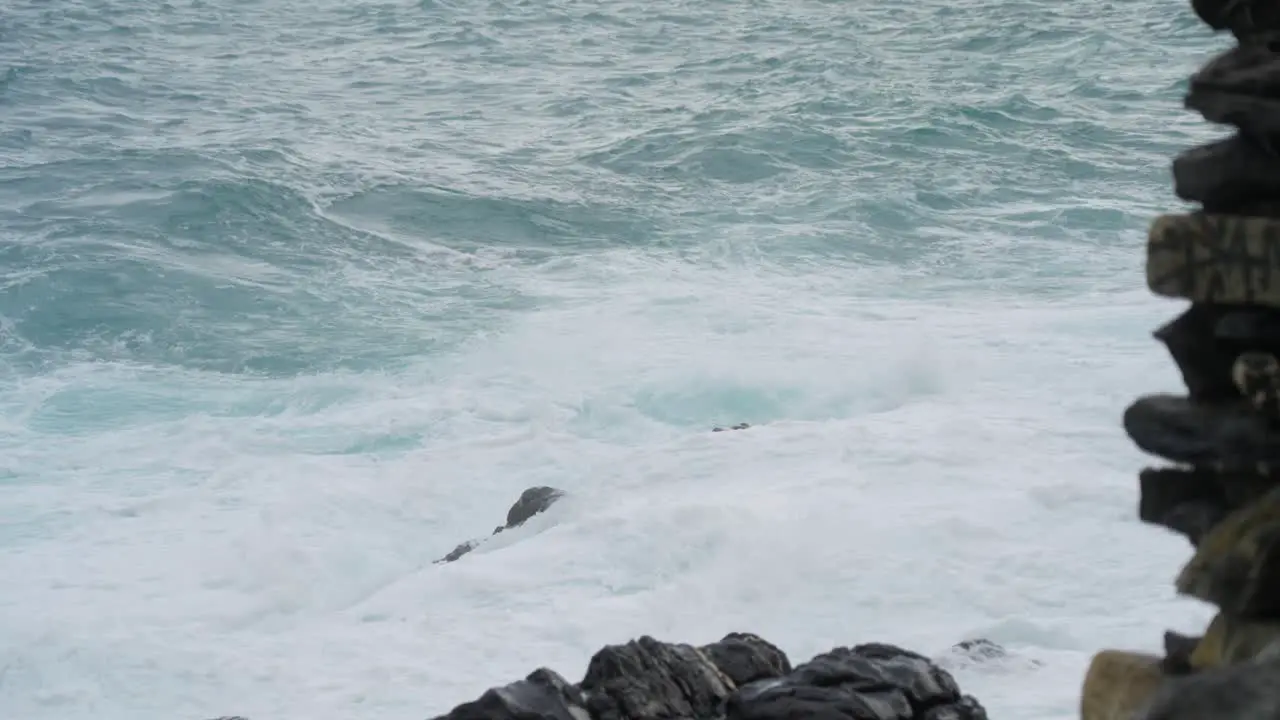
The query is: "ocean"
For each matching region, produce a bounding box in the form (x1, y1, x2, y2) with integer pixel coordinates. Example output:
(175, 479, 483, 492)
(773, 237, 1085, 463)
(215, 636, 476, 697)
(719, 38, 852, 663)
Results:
(0, 1, 1232, 718)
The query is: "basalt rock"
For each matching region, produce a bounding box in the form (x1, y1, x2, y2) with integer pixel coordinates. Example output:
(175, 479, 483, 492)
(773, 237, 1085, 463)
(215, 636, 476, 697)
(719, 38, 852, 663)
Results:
(1173, 134, 1280, 212)
(436, 486, 565, 564)
(431, 635, 987, 720)
(1190, 0, 1280, 39)
(1081, 3, 1280, 719)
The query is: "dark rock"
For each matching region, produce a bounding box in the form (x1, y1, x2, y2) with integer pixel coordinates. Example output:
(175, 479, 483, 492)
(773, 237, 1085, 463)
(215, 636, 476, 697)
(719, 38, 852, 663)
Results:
(1122, 394, 1280, 470)
(920, 696, 986, 720)
(1215, 307, 1280, 346)
(431, 635, 986, 720)
(506, 487, 565, 529)
(436, 486, 566, 564)
(1162, 630, 1202, 674)
(949, 639, 1006, 662)
(441, 540, 480, 563)
(727, 679, 913, 720)
(436, 668, 588, 720)
(1153, 306, 1240, 403)
(700, 632, 792, 687)
(1135, 655, 1280, 720)
(580, 636, 735, 720)
(1138, 468, 1230, 545)
(713, 423, 751, 432)
(729, 644, 983, 720)
(1139, 468, 1280, 547)
(1174, 134, 1280, 213)
(1154, 304, 1280, 408)
(1191, 0, 1280, 41)
(1186, 44, 1280, 134)
(1176, 486, 1280, 617)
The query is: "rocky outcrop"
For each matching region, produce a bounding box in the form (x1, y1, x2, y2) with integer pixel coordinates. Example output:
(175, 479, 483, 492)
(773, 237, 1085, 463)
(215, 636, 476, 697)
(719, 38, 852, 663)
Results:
(436, 486, 565, 564)
(1081, 2, 1280, 719)
(432, 634, 987, 720)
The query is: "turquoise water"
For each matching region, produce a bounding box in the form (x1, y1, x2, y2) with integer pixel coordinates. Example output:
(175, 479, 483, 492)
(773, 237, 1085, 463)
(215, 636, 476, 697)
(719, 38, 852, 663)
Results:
(0, 2, 1234, 719)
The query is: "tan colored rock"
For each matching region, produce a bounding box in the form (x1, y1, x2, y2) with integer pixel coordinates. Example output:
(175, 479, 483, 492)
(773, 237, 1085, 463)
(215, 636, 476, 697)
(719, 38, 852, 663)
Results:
(1176, 486, 1280, 616)
(1147, 212, 1280, 308)
(1233, 351, 1280, 416)
(1190, 612, 1280, 669)
(1081, 650, 1167, 720)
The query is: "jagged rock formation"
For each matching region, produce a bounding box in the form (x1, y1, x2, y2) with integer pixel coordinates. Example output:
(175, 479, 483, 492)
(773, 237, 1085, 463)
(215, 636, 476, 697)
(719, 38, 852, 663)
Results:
(436, 486, 565, 564)
(1081, 2, 1280, 718)
(431, 633, 987, 720)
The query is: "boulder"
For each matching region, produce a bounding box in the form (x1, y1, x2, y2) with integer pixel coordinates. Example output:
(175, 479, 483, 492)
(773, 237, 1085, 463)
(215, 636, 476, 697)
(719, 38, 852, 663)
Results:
(430, 634, 986, 720)
(436, 486, 565, 564)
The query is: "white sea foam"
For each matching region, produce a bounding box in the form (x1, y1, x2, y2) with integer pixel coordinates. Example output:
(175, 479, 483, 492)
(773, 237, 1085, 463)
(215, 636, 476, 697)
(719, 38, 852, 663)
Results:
(0, 253, 1216, 720)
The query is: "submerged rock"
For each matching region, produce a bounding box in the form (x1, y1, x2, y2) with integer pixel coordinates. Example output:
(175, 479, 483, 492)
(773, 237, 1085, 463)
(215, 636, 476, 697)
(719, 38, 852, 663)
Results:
(430, 634, 986, 720)
(436, 486, 566, 564)
(504, 486, 565, 530)
(949, 639, 1007, 662)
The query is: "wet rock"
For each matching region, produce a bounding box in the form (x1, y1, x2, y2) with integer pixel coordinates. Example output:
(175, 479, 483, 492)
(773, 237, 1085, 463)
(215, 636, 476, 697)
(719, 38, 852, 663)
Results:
(581, 636, 736, 720)
(1138, 468, 1231, 546)
(1163, 630, 1202, 674)
(729, 644, 983, 720)
(439, 668, 589, 720)
(440, 539, 480, 563)
(1145, 212, 1280, 309)
(949, 639, 1006, 662)
(505, 486, 565, 529)
(700, 632, 792, 686)
(1190, 0, 1280, 41)
(1134, 655, 1280, 720)
(1122, 394, 1280, 470)
(713, 423, 751, 432)
(1186, 44, 1280, 134)
(936, 639, 1041, 674)
(1153, 306, 1241, 402)
(436, 486, 566, 564)
(1173, 134, 1280, 212)
(1187, 612, 1280, 669)
(1176, 486, 1280, 616)
(431, 635, 986, 720)
(1140, 467, 1278, 530)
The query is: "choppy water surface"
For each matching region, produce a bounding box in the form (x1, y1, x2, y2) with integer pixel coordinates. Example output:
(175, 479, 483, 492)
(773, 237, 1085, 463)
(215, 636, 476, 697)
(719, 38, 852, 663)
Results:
(0, 1, 1232, 719)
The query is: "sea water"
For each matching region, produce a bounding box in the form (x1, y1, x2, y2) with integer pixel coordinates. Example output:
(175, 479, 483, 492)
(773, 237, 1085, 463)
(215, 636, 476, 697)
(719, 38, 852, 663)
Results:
(0, 1, 1232, 719)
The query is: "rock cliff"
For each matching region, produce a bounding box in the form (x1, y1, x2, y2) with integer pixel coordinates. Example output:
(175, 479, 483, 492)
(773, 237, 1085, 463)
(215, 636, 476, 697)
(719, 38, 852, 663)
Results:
(1081, 2, 1280, 719)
